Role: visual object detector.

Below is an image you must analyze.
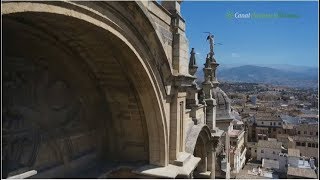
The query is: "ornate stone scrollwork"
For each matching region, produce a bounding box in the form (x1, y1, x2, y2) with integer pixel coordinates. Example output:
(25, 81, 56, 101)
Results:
(3, 57, 85, 177)
(2, 107, 41, 177)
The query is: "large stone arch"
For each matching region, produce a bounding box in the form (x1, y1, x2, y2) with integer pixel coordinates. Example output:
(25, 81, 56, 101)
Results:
(2, 1, 171, 177)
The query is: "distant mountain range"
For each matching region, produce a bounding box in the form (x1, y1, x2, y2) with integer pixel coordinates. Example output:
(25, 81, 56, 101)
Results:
(196, 65, 318, 89)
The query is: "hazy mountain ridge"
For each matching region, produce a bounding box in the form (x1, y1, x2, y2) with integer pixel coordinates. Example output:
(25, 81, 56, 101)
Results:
(196, 65, 318, 89)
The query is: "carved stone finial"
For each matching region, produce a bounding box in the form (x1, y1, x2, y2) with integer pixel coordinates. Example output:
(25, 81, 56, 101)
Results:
(204, 56, 211, 68)
(189, 48, 196, 66)
(189, 48, 198, 76)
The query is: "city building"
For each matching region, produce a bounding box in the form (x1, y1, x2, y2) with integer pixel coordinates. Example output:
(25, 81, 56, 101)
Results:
(246, 142, 258, 160)
(287, 167, 318, 179)
(255, 116, 283, 140)
(257, 139, 283, 162)
(290, 136, 318, 161)
(287, 149, 317, 179)
(229, 120, 247, 173)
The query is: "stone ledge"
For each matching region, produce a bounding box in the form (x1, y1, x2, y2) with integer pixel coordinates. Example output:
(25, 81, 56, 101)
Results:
(133, 155, 201, 178)
(173, 152, 192, 166)
(212, 127, 225, 137)
(197, 171, 211, 178)
(133, 164, 178, 178)
(7, 170, 37, 179)
(177, 155, 201, 177)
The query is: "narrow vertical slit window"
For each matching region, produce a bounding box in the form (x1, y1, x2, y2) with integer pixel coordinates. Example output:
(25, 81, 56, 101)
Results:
(179, 101, 184, 152)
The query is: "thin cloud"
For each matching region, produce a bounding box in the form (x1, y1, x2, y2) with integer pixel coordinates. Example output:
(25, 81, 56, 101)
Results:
(231, 53, 240, 58)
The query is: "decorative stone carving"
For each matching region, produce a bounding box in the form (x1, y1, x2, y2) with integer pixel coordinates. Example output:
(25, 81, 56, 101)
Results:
(206, 33, 215, 59)
(188, 48, 198, 76)
(198, 89, 205, 105)
(3, 57, 86, 176)
(2, 108, 40, 177)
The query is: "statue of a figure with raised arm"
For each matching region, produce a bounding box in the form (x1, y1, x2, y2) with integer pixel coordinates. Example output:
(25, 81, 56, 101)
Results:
(206, 33, 214, 58)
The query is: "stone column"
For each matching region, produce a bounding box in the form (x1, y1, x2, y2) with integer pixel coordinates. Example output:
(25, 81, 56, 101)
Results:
(210, 138, 219, 178)
(210, 150, 216, 178)
(216, 154, 222, 177)
(200, 156, 208, 173)
(226, 126, 231, 179)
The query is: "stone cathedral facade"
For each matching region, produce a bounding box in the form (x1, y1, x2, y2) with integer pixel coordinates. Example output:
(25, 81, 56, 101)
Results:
(2, 1, 234, 178)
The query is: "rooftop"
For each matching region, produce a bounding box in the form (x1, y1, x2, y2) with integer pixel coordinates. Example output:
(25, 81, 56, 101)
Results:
(236, 162, 279, 179)
(293, 135, 319, 142)
(229, 129, 244, 138)
(297, 159, 312, 169)
(288, 148, 300, 157)
(257, 140, 282, 149)
(282, 124, 294, 129)
(262, 159, 279, 170)
(231, 119, 244, 125)
(255, 112, 274, 117)
(298, 114, 319, 119)
(295, 123, 319, 131)
(287, 167, 317, 179)
(256, 116, 282, 122)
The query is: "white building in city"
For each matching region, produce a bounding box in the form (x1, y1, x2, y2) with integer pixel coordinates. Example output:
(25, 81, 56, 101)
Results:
(257, 139, 283, 162)
(229, 119, 247, 173)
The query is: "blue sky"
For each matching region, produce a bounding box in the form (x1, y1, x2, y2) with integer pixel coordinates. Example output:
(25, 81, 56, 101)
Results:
(181, 1, 319, 68)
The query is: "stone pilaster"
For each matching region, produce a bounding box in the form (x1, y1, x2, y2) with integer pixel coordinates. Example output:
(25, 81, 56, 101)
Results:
(167, 2, 189, 75)
(208, 139, 218, 178)
(205, 98, 216, 130)
(186, 84, 204, 125)
(170, 74, 197, 163)
(186, 87, 198, 107)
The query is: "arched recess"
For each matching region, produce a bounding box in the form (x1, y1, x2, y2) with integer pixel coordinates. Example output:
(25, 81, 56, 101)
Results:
(2, 1, 170, 177)
(185, 125, 212, 177)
